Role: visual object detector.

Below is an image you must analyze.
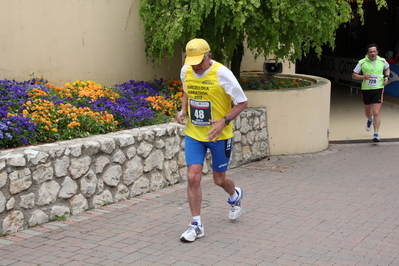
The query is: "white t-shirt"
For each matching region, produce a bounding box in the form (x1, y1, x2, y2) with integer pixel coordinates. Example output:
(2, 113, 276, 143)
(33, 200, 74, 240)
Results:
(180, 60, 248, 105)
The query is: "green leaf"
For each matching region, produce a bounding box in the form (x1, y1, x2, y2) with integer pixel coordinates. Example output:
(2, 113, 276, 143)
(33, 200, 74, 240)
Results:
(138, 0, 388, 74)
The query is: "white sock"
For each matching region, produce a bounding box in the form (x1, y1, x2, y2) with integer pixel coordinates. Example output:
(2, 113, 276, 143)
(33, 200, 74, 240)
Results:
(228, 190, 238, 202)
(192, 216, 202, 226)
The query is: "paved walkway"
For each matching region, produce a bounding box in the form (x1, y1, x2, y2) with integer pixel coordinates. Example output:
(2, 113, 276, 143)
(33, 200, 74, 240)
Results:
(1, 141, 399, 266)
(330, 83, 399, 142)
(2, 82, 399, 266)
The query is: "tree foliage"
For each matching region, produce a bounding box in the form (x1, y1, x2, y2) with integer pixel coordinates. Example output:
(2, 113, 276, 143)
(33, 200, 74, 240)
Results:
(139, 0, 387, 75)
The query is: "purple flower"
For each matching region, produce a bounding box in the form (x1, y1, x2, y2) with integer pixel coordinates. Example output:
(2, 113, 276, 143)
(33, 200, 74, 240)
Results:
(0, 79, 37, 149)
(0, 123, 8, 131)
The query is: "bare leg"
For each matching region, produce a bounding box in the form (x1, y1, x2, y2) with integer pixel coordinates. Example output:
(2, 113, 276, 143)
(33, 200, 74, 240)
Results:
(372, 103, 382, 132)
(187, 164, 203, 217)
(364, 104, 373, 120)
(212, 171, 235, 196)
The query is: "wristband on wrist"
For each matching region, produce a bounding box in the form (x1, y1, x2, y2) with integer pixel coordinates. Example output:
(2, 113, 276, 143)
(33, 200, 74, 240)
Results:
(223, 116, 231, 125)
(384, 75, 390, 79)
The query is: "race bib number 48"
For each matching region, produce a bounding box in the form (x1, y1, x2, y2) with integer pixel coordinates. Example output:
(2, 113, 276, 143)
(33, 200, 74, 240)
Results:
(189, 99, 212, 126)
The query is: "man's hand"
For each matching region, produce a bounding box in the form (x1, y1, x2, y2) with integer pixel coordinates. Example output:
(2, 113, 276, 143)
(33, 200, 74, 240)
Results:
(383, 77, 389, 86)
(206, 119, 226, 142)
(176, 111, 186, 125)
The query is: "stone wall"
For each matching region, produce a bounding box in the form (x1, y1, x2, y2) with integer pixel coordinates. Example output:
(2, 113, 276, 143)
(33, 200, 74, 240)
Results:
(0, 108, 268, 235)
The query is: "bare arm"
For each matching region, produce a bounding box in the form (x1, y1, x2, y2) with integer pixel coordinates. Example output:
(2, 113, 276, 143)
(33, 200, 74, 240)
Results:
(176, 92, 188, 125)
(352, 72, 371, 80)
(384, 67, 391, 86)
(224, 101, 248, 121)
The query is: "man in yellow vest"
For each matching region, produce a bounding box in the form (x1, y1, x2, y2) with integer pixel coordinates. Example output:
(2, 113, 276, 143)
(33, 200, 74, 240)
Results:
(352, 44, 390, 142)
(176, 38, 248, 242)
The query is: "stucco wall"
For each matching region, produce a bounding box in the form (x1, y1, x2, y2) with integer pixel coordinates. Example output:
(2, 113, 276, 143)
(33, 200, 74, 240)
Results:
(245, 74, 331, 155)
(0, 0, 292, 86)
(0, 0, 181, 86)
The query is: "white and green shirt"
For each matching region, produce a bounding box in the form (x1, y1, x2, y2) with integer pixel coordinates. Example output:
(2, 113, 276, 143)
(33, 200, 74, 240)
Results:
(353, 55, 389, 90)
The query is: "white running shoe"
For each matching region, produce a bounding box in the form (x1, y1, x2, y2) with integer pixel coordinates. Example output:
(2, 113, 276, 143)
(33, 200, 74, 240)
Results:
(366, 117, 374, 132)
(180, 222, 204, 242)
(373, 133, 380, 142)
(228, 187, 243, 221)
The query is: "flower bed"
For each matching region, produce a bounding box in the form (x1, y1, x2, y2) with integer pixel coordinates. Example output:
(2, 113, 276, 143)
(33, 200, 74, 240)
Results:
(239, 73, 312, 90)
(0, 78, 183, 150)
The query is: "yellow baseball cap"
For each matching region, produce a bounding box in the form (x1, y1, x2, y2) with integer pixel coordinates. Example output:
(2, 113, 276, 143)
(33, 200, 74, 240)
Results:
(184, 38, 211, 65)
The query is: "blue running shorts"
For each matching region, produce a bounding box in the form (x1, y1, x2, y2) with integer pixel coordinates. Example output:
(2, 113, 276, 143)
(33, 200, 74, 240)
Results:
(185, 135, 233, 172)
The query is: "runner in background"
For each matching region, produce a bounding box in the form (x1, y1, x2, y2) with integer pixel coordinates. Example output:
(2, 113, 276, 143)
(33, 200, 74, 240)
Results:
(352, 44, 390, 142)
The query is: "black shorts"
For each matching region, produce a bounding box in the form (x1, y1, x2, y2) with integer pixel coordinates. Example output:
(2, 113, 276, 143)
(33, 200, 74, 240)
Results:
(361, 89, 383, 105)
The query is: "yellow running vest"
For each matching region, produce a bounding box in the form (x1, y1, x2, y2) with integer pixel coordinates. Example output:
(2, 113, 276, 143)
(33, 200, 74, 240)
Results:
(184, 62, 234, 141)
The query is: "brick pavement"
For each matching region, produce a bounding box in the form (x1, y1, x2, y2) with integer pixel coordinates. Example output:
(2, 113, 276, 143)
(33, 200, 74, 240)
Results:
(1, 142, 399, 266)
